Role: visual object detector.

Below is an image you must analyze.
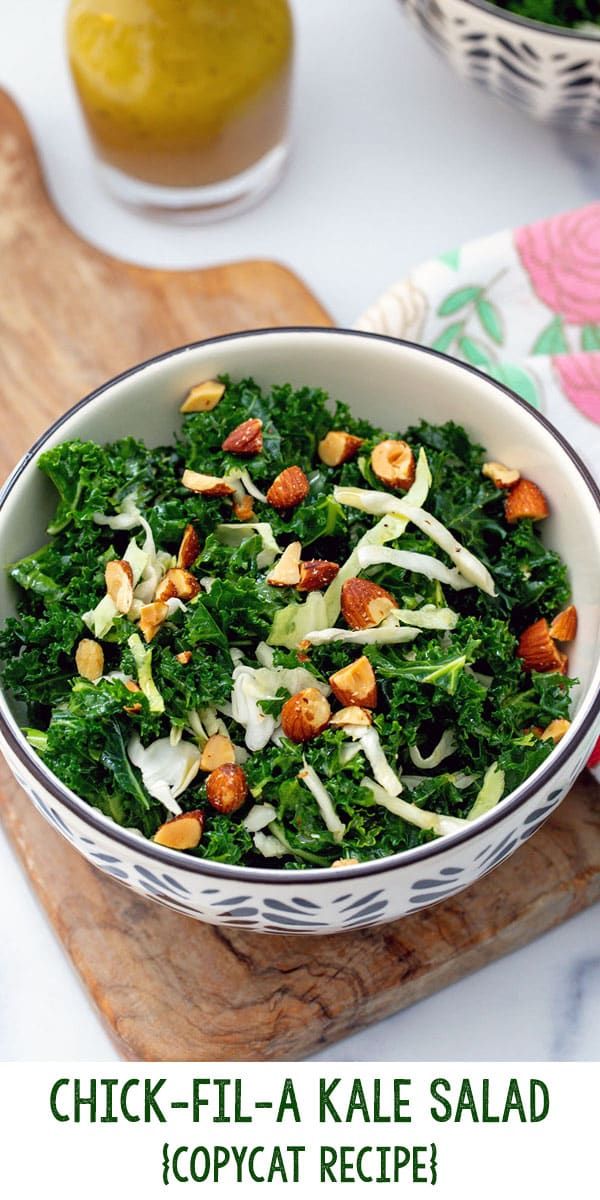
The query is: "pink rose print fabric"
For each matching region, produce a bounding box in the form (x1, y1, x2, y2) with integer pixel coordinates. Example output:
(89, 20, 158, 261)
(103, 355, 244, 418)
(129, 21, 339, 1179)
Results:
(554, 353, 600, 425)
(357, 203, 600, 776)
(516, 206, 600, 328)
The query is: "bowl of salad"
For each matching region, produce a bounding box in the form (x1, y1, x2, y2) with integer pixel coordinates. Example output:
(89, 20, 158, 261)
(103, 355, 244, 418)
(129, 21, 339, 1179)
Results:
(0, 328, 599, 934)
(403, 0, 600, 129)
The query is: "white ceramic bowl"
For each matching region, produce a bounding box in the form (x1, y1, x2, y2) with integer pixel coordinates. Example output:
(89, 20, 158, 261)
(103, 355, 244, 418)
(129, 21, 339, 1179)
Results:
(1, 329, 599, 934)
(403, 0, 600, 130)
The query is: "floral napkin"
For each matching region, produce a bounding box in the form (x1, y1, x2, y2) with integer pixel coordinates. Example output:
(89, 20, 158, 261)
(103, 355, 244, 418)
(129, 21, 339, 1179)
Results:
(356, 203, 600, 774)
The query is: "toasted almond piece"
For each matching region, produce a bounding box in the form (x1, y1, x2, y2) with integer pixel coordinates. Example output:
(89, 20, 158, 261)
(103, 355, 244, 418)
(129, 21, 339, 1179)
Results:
(222, 417, 263, 456)
(525, 725, 545, 739)
(105, 559, 134, 614)
(125, 680, 141, 693)
(206, 763, 248, 814)
(139, 600, 170, 643)
(549, 604, 578, 643)
(297, 559, 340, 592)
(75, 638, 104, 682)
(180, 380, 225, 413)
(318, 430, 364, 467)
(329, 705, 372, 727)
(341, 577, 397, 630)
(371, 439, 416, 491)
(233, 493, 256, 522)
(177, 523, 201, 570)
(200, 733, 236, 772)
(155, 567, 201, 603)
(331, 858, 360, 868)
(482, 461, 521, 489)
(267, 541, 302, 587)
(518, 618, 566, 673)
(505, 478, 549, 523)
(176, 650, 192, 665)
(266, 465, 310, 511)
(281, 688, 331, 742)
(541, 718, 571, 744)
(154, 810, 204, 850)
(124, 680, 143, 712)
(182, 468, 235, 497)
(329, 656, 378, 708)
(124, 702, 143, 714)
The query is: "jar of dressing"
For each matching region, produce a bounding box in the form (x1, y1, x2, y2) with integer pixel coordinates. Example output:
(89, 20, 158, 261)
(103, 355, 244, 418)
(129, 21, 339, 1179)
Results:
(67, 0, 294, 219)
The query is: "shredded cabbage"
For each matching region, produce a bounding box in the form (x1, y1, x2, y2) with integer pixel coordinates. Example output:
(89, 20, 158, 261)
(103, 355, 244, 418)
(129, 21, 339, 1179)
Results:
(363, 778, 468, 837)
(268, 591, 329, 649)
(298, 761, 346, 842)
(128, 633, 165, 715)
(336, 488, 496, 596)
(303, 623, 420, 647)
(216, 522, 280, 569)
(468, 762, 505, 820)
(357, 545, 473, 591)
(127, 734, 201, 815)
(344, 726, 403, 795)
(409, 729, 456, 769)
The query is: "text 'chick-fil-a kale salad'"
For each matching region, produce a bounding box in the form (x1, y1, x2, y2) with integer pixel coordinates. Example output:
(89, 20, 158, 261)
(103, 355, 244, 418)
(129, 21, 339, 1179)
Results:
(0, 377, 578, 868)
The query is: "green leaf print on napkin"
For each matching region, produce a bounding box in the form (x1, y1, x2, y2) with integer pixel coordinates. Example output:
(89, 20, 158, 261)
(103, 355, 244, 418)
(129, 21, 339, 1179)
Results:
(476, 298, 503, 345)
(581, 324, 600, 351)
(438, 286, 481, 316)
(486, 363, 540, 410)
(533, 316, 568, 355)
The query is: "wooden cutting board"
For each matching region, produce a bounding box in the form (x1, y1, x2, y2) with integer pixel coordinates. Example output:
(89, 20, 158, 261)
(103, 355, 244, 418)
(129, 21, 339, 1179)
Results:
(0, 90, 598, 1062)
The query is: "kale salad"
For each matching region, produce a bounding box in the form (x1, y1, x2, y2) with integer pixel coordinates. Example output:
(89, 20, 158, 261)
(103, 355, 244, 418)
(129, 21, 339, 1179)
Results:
(0, 377, 578, 869)
(492, 1, 600, 29)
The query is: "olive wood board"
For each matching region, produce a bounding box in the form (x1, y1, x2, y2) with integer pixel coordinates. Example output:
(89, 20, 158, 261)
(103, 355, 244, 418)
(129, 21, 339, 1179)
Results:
(0, 89, 598, 1062)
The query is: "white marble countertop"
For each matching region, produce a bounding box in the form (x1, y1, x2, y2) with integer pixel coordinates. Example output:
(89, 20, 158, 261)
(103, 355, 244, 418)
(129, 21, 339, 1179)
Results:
(0, 0, 598, 1062)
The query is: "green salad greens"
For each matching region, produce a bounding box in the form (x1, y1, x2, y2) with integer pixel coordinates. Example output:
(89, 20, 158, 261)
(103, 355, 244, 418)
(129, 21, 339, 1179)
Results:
(492, 1, 600, 29)
(0, 376, 577, 869)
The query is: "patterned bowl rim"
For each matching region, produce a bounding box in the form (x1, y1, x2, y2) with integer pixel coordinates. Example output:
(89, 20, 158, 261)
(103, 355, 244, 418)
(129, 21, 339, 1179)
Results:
(458, 0, 600, 41)
(1, 326, 599, 887)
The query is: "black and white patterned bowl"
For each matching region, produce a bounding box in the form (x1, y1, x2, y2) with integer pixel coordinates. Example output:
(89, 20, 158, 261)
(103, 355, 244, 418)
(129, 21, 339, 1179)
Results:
(403, 0, 600, 129)
(1, 329, 599, 934)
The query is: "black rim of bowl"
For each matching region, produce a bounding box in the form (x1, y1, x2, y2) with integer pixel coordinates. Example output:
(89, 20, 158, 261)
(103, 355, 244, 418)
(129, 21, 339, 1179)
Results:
(459, 0, 600, 39)
(1, 327, 599, 886)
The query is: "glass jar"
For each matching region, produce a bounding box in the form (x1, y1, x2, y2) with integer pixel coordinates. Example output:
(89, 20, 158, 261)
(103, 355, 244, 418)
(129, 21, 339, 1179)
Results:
(66, 0, 294, 220)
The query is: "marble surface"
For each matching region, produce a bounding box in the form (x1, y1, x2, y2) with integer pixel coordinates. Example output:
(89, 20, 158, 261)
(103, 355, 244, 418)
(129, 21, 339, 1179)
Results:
(0, 0, 598, 1062)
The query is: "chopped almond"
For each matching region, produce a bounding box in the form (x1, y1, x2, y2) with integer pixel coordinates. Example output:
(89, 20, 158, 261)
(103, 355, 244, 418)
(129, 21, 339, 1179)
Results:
(105, 559, 134, 614)
(124, 680, 141, 693)
(180, 380, 225, 413)
(267, 541, 302, 587)
(549, 605, 578, 643)
(281, 688, 331, 742)
(541, 718, 571, 744)
(331, 858, 360, 868)
(139, 600, 169, 643)
(176, 650, 192, 665)
(177, 524, 201, 570)
(233, 494, 256, 522)
(297, 559, 340, 592)
(341, 577, 397, 629)
(75, 639, 104, 682)
(329, 706, 372, 727)
(318, 431, 364, 467)
(200, 733, 236, 772)
(266, 465, 309, 510)
(155, 567, 201, 603)
(518, 618, 567, 674)
(482, 461, 520, 489)
(222, 417, 263, 455)
(329, 656, 378, 708)
(505, 478, 549, 523)
(182, 468, 235, 497)
(154, 810, 204, 850)
(124, 680, 142, 711)
(371, 440, 415, 491)
(206, 763, 248, 814)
